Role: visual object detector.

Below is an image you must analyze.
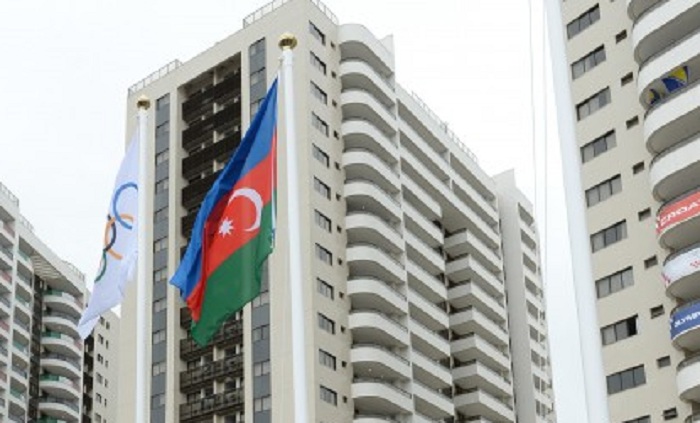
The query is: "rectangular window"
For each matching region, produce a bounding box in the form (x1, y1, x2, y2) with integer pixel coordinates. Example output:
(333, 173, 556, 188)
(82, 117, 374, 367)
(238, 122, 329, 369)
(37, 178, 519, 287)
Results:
(577, 87, 610, 120)
(253, 360, 271, 377)
(317, 278, 334, 299)
(309, 22, 326, 45)
(607, 365, 646, 394)
(571, 45, 606, 79)
(152, 361, 166, 376)
(318, 312, 335, 334)
(155, 150, 169, 165)
(601, 315, 638, 345)
(624, 417, 650, 423)
(312, 144, 330, 167)
(154, 207, 168, 223)
(319, 385, 337, 405)
(314, 177, 331, 199)
(250, 68, 266, 86)
(586, 175, 622, 207)
(252, 324, 270, 342)
(311, 81, 328, 104)
(249, 38, 265, 56)
(153, 237, 168, 253)
(319, 349, 337, 370)
(153, 298, 166, 313)
(591, 220, 627, 252)
(155, 179, 169, 194)
(152, 329, 166, 345)
(254, 395, 271, 412)
(581, 130, 616, 163)
(596, 267, 633, 298)
(151, 393, 165, 408)
(567, 5, 601, 39)
(312, 113, 329, 136)
(314, 210, 331, 232)
(310, 52, 327, 75)
(315, 243, 332, 265)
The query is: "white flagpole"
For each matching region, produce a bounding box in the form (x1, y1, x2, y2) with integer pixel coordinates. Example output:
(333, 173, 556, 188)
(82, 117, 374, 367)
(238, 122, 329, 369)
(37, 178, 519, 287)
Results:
(279, 33, 309, 423)
(543, 0, 610, 421)
(135, 96, 151, 423)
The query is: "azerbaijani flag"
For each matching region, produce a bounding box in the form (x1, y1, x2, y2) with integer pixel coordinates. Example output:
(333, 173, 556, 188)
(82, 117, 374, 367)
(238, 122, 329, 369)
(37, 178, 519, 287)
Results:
(170, 79, 278, 346)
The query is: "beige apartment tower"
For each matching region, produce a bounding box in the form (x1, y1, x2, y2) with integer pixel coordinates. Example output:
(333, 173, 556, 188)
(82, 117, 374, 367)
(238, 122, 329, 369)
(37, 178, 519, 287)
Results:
(119, 1, 556, 422)
(559, 0, 700, 421)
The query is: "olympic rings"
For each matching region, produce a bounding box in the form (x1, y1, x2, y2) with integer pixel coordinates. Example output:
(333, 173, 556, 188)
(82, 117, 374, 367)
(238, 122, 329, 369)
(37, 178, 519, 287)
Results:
(103, 213, 134, 261)
(112, 182, 138, 230)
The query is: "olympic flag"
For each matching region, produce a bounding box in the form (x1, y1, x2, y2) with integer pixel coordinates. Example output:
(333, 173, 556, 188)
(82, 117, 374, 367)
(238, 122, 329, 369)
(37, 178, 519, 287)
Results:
(78, 133, 140, 339)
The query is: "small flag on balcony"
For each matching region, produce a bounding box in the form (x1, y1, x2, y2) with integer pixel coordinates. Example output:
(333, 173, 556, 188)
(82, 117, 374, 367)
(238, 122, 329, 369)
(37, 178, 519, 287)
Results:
(646, 88, 662, 106)
(662, 65, 689, 93)
(170, 79, 278, 346)
(78, 133, 140, 339)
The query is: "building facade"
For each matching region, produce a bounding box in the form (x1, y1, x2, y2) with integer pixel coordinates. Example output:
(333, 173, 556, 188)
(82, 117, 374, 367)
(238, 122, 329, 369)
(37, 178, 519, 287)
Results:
(119, 0, 555, 422)
(560, 0, 700, 421)
(0, 181, 119, 423)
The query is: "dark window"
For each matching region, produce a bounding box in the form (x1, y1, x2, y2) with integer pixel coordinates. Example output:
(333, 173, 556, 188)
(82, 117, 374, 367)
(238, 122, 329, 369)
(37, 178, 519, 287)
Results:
(312, 113, 329, 136)
(633, 161, 645, 174)
(581, 130, 616, 163)
(577, 87, 610, 120)
(644, 256, 658, 268)
(309, 22, 326, 45)
(616, 30, 628, 43)
(320, 385, 337, 405)
(311, 81, 328, 104)
(638, 208, 651, 221)
(621, 72, 634, 86)
(314, 177, 331, 199)
(606, 365, 645, 394)
(657, 356, 671, 368)
(310, 52, 327, 75)
(663, 408, 678, 420)
(314, 210, 331, 232)
(312, 144, 329, 167)
(596, 267, 633, 298)
(567, 5, 601, 39)
(601, 315, 638, 345)
(571, 45, 606, 79)
(317, 278, 334, 299)
(319, 349, 337, 370)
(650, 305, 664, 318)
(586, 175, 622, 207)
(591, 221, 627, 252)
(315, 243, 332, 265)
(317, 313, 335, 334)
(252, 324, 270, 342)
(627, 116, 640, 129)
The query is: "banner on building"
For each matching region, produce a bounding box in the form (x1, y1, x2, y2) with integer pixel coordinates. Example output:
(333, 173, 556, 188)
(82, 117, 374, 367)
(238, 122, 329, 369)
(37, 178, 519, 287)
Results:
(656, 191, 700, 235)
(663, 246, 700, 287)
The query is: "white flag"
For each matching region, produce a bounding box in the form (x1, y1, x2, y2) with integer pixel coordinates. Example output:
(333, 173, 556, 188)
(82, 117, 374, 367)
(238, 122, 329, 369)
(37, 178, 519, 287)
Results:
(78, 134, 139, 339)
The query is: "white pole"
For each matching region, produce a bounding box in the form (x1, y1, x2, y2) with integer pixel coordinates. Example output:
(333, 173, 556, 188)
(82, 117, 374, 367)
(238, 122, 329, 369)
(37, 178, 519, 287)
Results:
(279, 34, 309, 423)
(135, 96, 151, 423)
(543, 0, 610, 421)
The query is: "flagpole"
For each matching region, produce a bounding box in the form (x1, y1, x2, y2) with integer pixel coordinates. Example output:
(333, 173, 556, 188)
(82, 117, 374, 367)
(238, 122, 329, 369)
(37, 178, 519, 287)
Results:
(279, 33, 309, 423)
(136, 96, 151, 423)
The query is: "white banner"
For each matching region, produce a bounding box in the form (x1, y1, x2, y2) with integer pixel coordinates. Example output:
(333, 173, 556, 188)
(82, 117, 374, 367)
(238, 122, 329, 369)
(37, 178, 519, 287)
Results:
(663, 246, 700, 287)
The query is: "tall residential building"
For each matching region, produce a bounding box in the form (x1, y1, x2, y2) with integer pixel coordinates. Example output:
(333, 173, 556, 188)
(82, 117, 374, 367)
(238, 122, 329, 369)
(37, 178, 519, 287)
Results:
(119, 0, 555, 422)
(0, 181, 119, 423)
(559, 0, 699, 421)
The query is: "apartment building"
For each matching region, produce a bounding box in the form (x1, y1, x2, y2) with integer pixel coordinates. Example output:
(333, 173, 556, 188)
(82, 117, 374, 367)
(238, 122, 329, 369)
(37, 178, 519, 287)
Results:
(119, 0, 555, 421)
(559, 0, 700, 421)
(0, 181, 119, 423)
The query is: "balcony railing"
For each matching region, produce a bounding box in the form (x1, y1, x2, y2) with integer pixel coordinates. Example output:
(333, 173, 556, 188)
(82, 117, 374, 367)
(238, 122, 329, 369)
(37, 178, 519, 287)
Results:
(353, 377, 412, 398)
(348, 276, 406, 300)
(40, 395, 79, 412)
(352, 343, 410, 366)
(42, 353, 81, 370)
(180, 320, 242, 359)
(179, 389, 243, 421)
(180, 355, 243, 390)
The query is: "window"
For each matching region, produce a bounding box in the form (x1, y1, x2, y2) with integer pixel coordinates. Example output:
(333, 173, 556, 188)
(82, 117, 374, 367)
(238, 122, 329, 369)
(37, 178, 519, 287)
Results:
(601, 315, 638, 345)
(315, 243, 332, 265)
(596, 267, 633, 298)
(621, 72, 634, 86)
(318, 313, 335, 334)
(314, 177, 331, 199)
(312, 113, 329, 136)
(252, 291, 269, 307)
(317, 278, 334, 299)
(151, 393, 165, 408)
(657, 356, 671, 368)
(254, 395, 271, 412)
(309, 21, 326, 45)
(154, 268, 168, 283)
(249, 38, 265, 56)
(253, 360, 270, 376)
(607, 365, 646, 394)
(650, 305, 665, 318)
(319, 349, 337, 370)
(567, 5, 601, 39)
(586, 175, 622, 207)
(663, 408, 678, 420)
(152, 361, 166, 376)
(252, 325, 270, 342)
(155, 179, 169, 193)
(644, 256, 658, 268)
(626, 116, 639, 128)
(577, 87, 610, 120)
(154, 206, 168, 223)
(250, 68, 266, 86)
(155, 150, 169, 165)
(581, 130, 615, 163)
(616, 30, 628, 43)
(590, 221, 627, 252)
(571, 46, 606, 79)
(153, 299, 166, 314)
(624, 417, 650, 423)
(152, 329, 166, 345)
(311, 82, 328, 104)
(153, 237, 168, 252)
(156, 122, 169, 139)
(312, 144, 329, 167)
(632, 161, 645, 174)
(638, 208, 651, 221)
(319, 385, 337, 405)
(310, 52, 327, 75)
(314, 210, 331, 232)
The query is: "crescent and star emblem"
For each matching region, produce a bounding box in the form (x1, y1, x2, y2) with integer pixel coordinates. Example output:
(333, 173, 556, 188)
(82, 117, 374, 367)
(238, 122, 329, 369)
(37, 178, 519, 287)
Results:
(218, 188, 263, 237)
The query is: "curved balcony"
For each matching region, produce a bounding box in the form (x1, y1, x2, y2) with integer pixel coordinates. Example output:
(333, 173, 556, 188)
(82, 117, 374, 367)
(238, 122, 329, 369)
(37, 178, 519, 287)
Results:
(449, 282, 506, 323)
(408, 287, 448, 332)
(12, 319, 30, 344)
(43, 289, 82, 318)
(41, 353, 81, 379)
(454, 388, 515, 423)
(446, 255, 503, 298)
(411, 348, 452, 389)
(409, 318, 450, 360)
(340, 60, 395, 108)
(452, 360, 512, 398)
(348, 277, 407, 316)
(671, 300, 700, 350)
(344, 149, 400, 195)
(450, 307, 509, 348)
(663, 243, 700, 299)
(404, 202, 443, 247)
(351, 344, 411, 381)
(650, 132, 700, 201)
(445, 230, 502, 274)
(341, 90, 396, 138)
(38, 396, 80, 421)
(645, 75, 700, 155)
(42, 331, 82, 359)
(402, 175, 441, 222)
(354, 417, 401, 423)
(347, 212, 403, 254)
(413, 380, 453, 418)
(633, 0, 700, 64)
(657, 188, 700, 249)
(40, 374, 81, 400)
(339, 24, 394, 79)
(405, 232, 444, 277)
(352, 378, 412, 416)
(406, 259, 447, 305)
(347, 243, 405, 285)
(345, 179, 402, 224)
(349, 311, 409, 348)
(451, 333, 511, 373)
(678, 353, 700, 402)
(342, 119, 398, 165)
(628, 0, 664, 19)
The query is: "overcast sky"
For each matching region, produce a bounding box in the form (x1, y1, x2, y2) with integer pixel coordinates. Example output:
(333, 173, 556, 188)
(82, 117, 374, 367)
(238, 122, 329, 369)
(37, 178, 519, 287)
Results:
(0, 0, 585, 420)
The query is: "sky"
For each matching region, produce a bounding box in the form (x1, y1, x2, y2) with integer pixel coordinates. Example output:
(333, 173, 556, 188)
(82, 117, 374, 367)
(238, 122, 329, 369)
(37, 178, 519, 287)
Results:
(0, 0, 585, 420)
